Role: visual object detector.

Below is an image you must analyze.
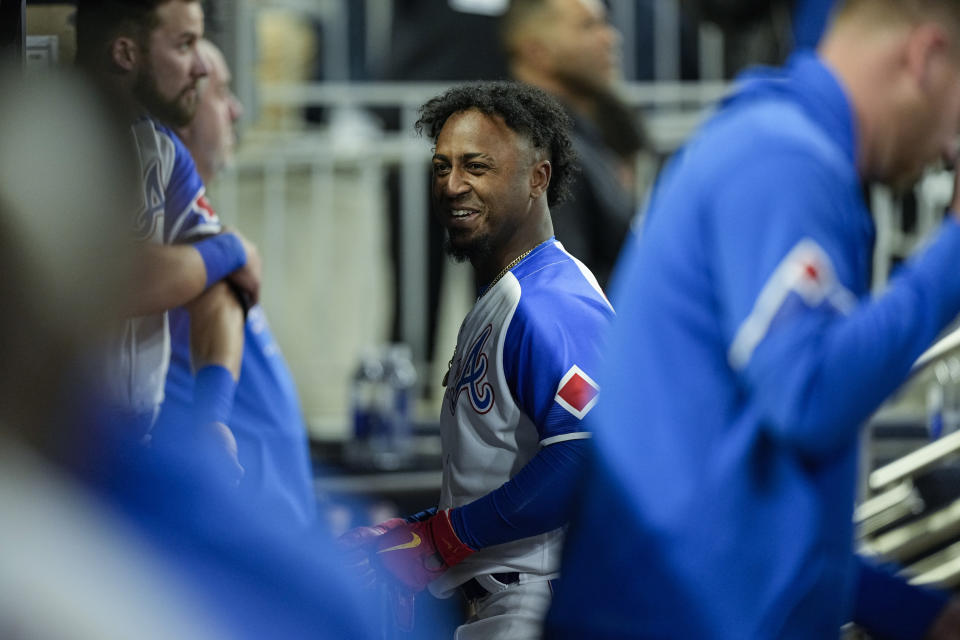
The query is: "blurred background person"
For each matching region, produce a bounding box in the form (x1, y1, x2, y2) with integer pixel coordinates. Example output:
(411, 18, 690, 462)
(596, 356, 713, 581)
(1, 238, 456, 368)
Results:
(176, 39, 244, 183)
(161, 38, 318, 527)
(501, 0, 648, 289)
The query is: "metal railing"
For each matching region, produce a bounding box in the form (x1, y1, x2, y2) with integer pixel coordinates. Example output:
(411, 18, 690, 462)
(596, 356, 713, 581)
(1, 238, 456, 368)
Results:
(250, 80, 729, 359)
(210, 77, 956, 435)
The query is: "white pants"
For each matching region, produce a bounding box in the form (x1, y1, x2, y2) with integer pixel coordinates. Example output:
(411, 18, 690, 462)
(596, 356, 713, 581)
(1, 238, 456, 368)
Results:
(454, 576, 554, 640)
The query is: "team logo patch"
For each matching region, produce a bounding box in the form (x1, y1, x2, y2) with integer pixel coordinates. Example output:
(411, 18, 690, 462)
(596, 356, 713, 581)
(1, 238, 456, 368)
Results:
(194, 194, 218, 221)
(555, 365, 599, 420)
(450, 324, 495, 415)
(728, 237, 855, 370)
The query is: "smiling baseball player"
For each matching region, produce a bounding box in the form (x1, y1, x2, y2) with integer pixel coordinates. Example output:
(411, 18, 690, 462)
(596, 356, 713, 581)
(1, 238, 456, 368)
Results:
(341, 81, 613, 640)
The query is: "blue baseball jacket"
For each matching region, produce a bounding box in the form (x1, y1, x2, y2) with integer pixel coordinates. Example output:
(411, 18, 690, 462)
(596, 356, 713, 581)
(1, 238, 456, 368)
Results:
(547, 52, 960, 638)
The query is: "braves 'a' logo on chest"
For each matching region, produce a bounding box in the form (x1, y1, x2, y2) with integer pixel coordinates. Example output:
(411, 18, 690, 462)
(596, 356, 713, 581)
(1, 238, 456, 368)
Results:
(135, 161, 164, 242)
(448, 324, 495, 415)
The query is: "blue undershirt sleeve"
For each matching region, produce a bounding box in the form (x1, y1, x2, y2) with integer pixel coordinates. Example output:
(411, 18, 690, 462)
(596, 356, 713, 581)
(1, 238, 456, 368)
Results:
(449, 439, 588, 550)
(852, 556, 949, 640)
(194, 364, 237, 427)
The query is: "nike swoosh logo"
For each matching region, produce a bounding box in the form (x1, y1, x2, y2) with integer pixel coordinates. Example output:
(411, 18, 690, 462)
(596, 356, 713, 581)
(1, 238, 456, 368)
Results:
(377, 532, 421, 553)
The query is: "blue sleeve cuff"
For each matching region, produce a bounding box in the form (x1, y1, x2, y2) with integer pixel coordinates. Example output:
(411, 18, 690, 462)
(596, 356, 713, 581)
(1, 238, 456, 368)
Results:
(194, 233, 246, 289)
(405, 507, 438, 523)
(450, 439, 589, 549)
(194, 364, 237, 427)
(852, 555, 950, 640)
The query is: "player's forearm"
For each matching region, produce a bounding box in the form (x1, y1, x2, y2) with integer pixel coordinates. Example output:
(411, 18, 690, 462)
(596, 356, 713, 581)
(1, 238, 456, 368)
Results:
(752, 220, 960, 461)
(188, 281, 245, 379)
(129, 234, 247, 316)
(450, 438, 589, 549)
(130, 244, 208, 315)
(338, 442, 588, 591)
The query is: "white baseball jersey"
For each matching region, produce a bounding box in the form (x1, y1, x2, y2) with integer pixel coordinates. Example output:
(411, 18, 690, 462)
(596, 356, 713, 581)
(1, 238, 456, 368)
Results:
(430, 239, 613, 597)
(103, 116, 220, 419)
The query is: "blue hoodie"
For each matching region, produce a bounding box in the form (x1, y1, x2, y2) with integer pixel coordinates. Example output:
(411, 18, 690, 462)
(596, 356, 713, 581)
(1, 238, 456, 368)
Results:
(547, 52, 960, 638)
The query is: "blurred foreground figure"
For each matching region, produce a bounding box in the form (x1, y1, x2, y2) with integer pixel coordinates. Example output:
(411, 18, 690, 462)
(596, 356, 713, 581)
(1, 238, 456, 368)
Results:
(0, 64, 219, 640)
(549, 1, 960, 638)
(160, 39, 317, 527)
(0, 66, 378, 640)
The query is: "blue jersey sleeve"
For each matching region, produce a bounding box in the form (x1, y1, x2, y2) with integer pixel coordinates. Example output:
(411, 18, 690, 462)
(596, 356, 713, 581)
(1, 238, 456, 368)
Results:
(502, 280, 611, 443)
(714, 147, 960, 461)
(155, 123, 221, 243)
(450, 438, 589, 549)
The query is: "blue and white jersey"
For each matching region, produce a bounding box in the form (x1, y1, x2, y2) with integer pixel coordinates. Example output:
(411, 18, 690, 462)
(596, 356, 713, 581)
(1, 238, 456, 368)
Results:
(106, 116, 221, 419)
(431, 238, 613, 597)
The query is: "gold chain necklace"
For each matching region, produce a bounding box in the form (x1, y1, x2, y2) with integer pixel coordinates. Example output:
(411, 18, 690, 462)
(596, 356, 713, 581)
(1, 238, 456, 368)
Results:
(479, 248, 535, 300)
(441, 247, 535, 387)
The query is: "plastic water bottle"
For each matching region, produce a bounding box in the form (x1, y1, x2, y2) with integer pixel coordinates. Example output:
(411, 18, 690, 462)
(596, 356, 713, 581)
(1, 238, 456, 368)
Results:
(386, 344, 417, 467)
(347, 347, 384, 469)
(365, 344, 416, 470)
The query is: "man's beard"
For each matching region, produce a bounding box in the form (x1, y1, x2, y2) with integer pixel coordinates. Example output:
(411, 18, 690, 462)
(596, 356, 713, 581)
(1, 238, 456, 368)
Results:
(443, 230, 492, 265)
(555, 65, 613, 103)
(133, 62, 197, 127)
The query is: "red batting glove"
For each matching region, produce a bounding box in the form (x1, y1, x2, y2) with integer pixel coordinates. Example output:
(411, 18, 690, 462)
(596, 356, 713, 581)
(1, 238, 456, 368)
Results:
(372, 509, 475, 592)
(338, 518, 406, 588)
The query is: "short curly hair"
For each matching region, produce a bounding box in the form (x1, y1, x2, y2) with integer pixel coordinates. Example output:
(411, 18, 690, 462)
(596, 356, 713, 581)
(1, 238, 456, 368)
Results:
(416, 81, 578, 207)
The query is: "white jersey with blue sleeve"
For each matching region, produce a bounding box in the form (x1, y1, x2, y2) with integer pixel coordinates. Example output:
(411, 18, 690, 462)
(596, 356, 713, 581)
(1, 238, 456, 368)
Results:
(105, 116, 221, 419)
(431, 239, 613, 597)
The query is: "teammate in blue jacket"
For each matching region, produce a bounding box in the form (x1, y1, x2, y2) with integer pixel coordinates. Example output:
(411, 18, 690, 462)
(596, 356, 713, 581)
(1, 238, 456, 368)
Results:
(548, 0, 960, 637)
(160, 39, 317, 526)
(342, 82, 614, 639)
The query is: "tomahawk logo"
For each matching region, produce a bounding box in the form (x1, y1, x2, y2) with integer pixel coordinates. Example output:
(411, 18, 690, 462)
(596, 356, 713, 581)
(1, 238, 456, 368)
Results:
(555, 365, 600, 419)
(134, 161, 164, 242)
(450, 324, 495, 415)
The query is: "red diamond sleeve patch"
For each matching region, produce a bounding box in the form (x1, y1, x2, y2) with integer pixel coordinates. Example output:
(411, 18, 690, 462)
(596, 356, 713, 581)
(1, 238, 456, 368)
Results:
(555, 365, 600, 420)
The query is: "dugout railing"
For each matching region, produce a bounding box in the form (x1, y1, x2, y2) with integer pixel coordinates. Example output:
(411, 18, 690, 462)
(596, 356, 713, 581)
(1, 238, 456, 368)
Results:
(207, 80, 955, 445)
(206, 80, 725, 437)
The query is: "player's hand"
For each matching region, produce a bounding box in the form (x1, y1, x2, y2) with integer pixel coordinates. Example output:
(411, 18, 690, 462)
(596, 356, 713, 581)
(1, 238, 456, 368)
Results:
(370, 509, 475, 592)
(337, 523, 418, 630)
(927, 595, 960, 640)
(224, 229, 261, 307)
(338, 518, 406, 588)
